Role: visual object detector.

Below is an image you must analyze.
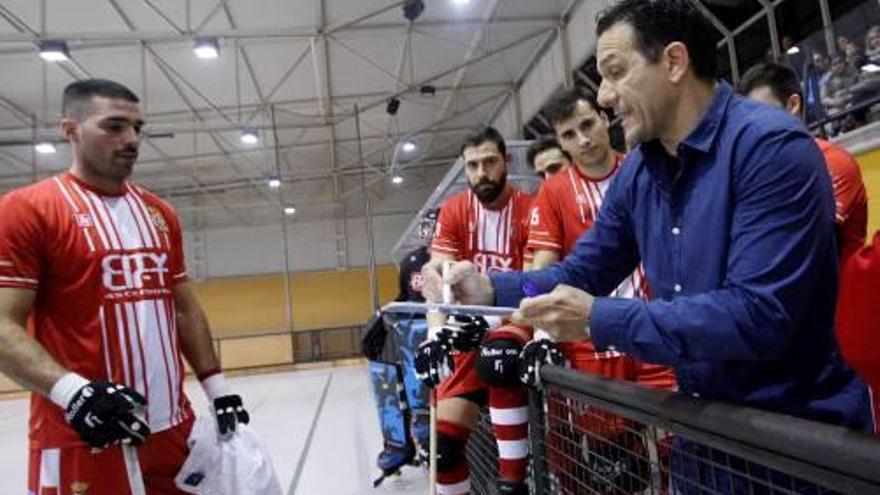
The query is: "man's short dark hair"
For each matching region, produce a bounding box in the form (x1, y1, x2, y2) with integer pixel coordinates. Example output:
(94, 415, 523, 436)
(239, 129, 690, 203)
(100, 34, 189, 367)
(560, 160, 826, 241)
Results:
(526, 137, 572, 169)
(459, 126, 506, 158)
(543, 87, 604, 127)
(62, 79, 140, 118)
(737, 62, 803, 108)
(596, 0, 718, 82)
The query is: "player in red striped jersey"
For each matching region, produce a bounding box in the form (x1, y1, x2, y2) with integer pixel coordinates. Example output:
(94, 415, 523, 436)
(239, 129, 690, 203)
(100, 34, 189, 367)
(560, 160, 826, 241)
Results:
(0, 79, 249, 495)
(415, 127, 533, 495)
(521, 88, 675, 494)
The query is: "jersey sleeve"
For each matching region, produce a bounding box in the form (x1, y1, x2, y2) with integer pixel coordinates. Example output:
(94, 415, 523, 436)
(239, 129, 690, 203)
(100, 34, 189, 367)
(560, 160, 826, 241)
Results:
(825, 144, 867, 225)
(0, 192, 45, 290)
(166, 205, 189, 285)
(431, 197, 463, 258)
(526, 183, 564, 254)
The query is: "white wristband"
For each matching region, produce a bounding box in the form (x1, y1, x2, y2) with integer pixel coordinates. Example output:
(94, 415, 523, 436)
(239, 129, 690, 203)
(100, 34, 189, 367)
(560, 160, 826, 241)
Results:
(49, 372, 90, 409)
(200, 373, 231, 401)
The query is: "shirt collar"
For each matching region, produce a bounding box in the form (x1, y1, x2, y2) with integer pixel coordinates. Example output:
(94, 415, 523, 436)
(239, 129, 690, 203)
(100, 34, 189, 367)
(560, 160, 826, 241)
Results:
(680, 81, 732, 154)
(640, 81, 732, 158)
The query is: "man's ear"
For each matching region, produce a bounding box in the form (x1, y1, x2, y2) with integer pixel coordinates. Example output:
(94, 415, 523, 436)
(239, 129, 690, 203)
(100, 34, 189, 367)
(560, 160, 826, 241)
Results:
(786, 93, 803, 118)
(664, 41, 690, 84)
(60, 118, 78, 144)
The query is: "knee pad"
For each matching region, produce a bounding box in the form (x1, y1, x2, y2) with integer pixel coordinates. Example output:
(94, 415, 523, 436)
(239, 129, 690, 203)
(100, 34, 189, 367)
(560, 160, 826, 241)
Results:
(436, 432, 467, 473)
(476, 336, 523, 387)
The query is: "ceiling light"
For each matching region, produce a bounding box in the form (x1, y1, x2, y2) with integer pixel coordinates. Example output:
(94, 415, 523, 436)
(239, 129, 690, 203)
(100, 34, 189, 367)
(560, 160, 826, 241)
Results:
(386, 97, 401, 116)
(402, 141, 417, 152)
(284, 206, 296, 216)
(452, 0, 471, 5)
(39, 40, 69, 62)
(268, 177, 281, 188)
(35, 142, 56, 154)
(419, 85, 436, 97)
(194, 37, 220, 59)
(392, 175, 404, 185)
(861, 63, 880, 73)
(786, 46, 800, 55)
(240, 128, 259, 144)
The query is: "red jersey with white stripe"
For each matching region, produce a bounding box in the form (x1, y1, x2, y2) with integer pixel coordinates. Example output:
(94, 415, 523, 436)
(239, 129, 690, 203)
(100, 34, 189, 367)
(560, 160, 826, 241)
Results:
(527, 155, 647, 298)
(528, 156, 675, 391)
(432, 187, 532, 273)
(0, 173, 192, 449)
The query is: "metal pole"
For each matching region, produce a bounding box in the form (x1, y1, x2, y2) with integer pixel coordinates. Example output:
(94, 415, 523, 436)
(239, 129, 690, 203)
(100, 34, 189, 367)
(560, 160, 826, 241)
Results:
(354, 103, 380, 311)
(270, 105, 295, 332)
(818, 0, 835, 56)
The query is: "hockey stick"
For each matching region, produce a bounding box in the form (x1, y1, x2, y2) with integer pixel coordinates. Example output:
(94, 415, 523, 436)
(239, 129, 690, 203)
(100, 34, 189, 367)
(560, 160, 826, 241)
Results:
(427, 262, 455, 495)
(122, 443, 146, 495)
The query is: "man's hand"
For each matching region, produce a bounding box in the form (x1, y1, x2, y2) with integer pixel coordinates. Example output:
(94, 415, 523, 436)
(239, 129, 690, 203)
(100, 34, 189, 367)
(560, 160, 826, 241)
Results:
(519, 339, 567, 387)
(200, 372, 249, 438)
(212, 394, 250, 437)
(512, 285, 594, 342)
(63, 379, 151, 449)
(436, 314, 490, 351)
(414, 337, 454, 387)
(421, 261, 494, 305)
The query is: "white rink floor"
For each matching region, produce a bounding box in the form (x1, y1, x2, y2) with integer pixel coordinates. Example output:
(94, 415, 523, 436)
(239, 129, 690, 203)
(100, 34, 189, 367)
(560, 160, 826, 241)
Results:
(0, 364, 428, 495)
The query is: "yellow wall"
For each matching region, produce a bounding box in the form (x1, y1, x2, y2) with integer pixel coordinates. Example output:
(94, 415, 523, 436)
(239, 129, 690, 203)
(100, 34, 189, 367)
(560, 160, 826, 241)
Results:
(193, 265, 399, 338)
(856, 148, 880, 235)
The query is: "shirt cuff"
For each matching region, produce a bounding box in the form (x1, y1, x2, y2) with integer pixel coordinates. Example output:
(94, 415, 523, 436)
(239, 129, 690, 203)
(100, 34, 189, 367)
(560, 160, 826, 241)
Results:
(490, 272, 525, 308)
(590, 297, 633, 354)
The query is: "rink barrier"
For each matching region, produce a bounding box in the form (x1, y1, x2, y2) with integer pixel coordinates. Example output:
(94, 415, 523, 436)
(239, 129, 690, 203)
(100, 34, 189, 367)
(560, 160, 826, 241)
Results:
(467, 365, 880, 495)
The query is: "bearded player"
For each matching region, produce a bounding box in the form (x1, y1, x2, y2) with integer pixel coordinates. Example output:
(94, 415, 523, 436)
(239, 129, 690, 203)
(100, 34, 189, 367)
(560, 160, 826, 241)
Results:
(415, 127, 533, 495)
(0, 79, 249, 495)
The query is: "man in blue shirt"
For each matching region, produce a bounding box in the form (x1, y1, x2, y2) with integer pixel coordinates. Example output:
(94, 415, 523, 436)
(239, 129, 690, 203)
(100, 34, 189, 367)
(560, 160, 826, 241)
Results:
(423, 0, 871, 432)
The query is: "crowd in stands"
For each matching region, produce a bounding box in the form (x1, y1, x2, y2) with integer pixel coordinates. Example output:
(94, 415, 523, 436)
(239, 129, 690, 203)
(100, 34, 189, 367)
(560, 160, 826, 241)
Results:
(776, 24, 880, 136)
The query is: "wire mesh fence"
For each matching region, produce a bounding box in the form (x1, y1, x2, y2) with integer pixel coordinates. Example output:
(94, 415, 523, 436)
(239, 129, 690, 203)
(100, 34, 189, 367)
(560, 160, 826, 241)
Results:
(458, 365, 880, 495)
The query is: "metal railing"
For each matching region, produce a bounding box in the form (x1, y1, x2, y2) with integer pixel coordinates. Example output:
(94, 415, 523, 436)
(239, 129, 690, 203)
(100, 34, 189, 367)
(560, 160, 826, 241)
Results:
(466, 365, 880, 495)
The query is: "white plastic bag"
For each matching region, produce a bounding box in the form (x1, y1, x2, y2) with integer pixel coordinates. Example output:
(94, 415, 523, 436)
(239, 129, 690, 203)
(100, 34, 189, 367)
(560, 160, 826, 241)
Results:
(175, 416, 283, 495)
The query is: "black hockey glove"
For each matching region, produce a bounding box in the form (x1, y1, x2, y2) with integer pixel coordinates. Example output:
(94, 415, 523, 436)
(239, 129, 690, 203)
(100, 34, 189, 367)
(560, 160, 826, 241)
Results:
(414, 337, 455, 388)
(65, 381, 150, 449)
(518, 339, 566, 387)
(213, 394, 250, 437)
(436, 314, 490, 352)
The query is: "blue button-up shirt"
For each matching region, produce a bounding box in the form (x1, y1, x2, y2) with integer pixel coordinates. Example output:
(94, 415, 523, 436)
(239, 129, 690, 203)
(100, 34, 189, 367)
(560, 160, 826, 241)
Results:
(493, 83, 871, 430)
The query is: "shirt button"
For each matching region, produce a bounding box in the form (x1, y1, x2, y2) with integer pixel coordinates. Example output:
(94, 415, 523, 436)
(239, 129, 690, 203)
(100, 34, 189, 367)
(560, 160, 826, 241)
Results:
(674, 284, 682, 293)
(672, 227, 681, 235)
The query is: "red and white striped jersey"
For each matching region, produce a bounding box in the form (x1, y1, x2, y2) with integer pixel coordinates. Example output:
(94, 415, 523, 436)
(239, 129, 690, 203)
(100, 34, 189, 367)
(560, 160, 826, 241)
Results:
(527, 155, 647, 299)
(432, 187, 532, 273)
(0, 172, 192, 448)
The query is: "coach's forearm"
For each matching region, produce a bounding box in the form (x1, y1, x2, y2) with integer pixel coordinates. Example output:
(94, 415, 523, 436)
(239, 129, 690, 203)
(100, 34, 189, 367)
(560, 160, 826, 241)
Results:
(0, 318, 68, 395)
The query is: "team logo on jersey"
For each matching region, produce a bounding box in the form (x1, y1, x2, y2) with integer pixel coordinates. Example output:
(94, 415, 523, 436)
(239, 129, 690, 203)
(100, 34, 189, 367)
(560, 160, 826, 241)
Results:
(146, 206, 170, 233)
(472, 253, 514, 273)
(70, 482, 89, 494)
(102, 252, 169, 292)
(73, 213, 94, 228)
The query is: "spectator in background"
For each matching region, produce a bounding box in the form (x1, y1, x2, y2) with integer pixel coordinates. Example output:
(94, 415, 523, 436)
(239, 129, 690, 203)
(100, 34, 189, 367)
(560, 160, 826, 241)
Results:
(837, 232, 880, 434)
(738, 62, 868, 261)
(822, 55, 860, 122)
(844, 41, 868, 72)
